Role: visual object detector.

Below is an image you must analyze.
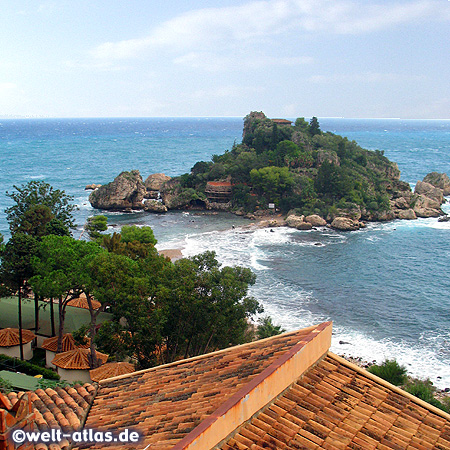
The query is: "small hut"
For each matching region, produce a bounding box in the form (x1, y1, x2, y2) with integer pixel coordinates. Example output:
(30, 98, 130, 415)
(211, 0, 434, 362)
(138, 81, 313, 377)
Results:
(67, 294, 101, 310)
(89, 362, 135, 382)
(271, 118, 293, 126)
(42, 333, 91, 368)
(0, 328, 35, 360)
(52, 348, 108, 383)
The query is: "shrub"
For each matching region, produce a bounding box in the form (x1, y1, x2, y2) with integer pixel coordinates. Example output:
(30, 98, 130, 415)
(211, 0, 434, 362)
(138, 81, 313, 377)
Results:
(0, 354, 60, 380)
(257, 316, 285, 340)
(367, 359, 407, 386)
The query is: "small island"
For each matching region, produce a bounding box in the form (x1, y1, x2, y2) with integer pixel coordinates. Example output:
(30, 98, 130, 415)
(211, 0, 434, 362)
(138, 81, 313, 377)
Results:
(88, 112, 449, 231)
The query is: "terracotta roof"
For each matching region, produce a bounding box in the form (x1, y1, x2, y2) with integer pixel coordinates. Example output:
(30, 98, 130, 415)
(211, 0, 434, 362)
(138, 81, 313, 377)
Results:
(67, 295, 101, 310)
(206, 181, 232, 187)
(0, 327, 35, 346)
(89, 362, 135, 382)
(6, 383, 96, 450)
(77, 323, 329, 449)
(52, 348, 108, 370)
(220, 353, 450, 450)
(42, 333, 91, 352)
(272, 118, 293, 125)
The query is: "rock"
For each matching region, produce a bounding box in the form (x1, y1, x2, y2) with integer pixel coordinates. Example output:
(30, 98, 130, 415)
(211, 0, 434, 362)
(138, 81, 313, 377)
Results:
(423, 172, 450, 195)
(393, 197, 410, 209)
(85, 184, 102, 190)
(89, 170, 146, 210)
(414, 181, 444, 204)
(413, 194, 442, 218)
(438, 215, 450, 222)
(331, 217, 361, 231)
(297, 221, 313, 230)
(305, 214, 327, 227)
(144, 173, 171, 192)
(144, 200, 168, 213)
(286, 214, 304, 228)
(317, 149, 340, 167)
(396, 209, 416, 220)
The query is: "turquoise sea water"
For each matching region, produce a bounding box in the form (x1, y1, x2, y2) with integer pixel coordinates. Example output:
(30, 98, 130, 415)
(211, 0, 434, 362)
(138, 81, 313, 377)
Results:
(1, 117, 449, 388)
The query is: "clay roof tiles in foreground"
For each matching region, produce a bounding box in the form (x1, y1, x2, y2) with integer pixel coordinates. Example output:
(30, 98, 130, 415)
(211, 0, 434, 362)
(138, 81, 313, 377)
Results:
(42, 333, 91, 352)
(75, 323, 331, 449)
(6, 383, 96, 450)
(0, 327, 35, 346)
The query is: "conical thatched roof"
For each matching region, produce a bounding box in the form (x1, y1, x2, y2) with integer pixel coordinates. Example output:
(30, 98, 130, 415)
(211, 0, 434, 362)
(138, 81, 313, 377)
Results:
(0, 328, 35, 347)
(67, 294, 101, 310)
(52, 348, 108, 370)
(89, 362, 135, 382)
(42, 333, 91, 352)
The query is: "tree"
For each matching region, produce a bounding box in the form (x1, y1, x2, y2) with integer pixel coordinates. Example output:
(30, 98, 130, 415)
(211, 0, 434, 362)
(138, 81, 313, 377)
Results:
(256, 316, 285, 339)
(250, 166, 294, 204)
(1, 233, 38, 359)
(309, 117, 321, 136)
(6, 181, 76, 236)
(84, 215, 108, 241)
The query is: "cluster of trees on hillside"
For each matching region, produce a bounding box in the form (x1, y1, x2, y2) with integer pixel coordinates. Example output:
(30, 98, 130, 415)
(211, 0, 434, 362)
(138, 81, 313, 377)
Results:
(0, 181, 276, 370)
(175, 112, 400, 219)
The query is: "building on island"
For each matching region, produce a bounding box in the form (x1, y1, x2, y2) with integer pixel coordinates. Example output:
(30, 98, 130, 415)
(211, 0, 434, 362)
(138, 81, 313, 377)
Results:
(204, 181, 233, 204)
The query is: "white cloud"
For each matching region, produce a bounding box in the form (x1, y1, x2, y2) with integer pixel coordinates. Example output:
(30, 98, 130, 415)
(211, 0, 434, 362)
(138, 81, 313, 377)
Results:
(88, 0, 449, 62)
(308, 72, 426, 83)
(0, 82, 18, 94)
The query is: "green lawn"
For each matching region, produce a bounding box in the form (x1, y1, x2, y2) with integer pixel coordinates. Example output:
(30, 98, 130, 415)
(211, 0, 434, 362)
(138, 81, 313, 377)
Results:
(0, 296, 112, 337)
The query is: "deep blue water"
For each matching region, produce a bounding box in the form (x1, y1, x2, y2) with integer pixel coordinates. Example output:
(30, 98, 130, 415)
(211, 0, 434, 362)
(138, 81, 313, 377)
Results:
(1, 117, 449, 387)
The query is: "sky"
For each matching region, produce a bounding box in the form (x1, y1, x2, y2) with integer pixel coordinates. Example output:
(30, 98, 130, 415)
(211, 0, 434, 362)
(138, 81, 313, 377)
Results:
(1, 0, 449, 119)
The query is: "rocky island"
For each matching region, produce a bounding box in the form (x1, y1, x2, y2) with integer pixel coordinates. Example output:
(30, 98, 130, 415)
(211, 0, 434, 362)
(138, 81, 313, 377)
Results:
(88, 112, 449, 231)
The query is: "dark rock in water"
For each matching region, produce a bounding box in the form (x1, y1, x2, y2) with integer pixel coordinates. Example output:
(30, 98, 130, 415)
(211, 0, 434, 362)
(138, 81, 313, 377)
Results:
(438, 215, 450, 222)
(89, 170, 146, 211)
(314, 242, 322, 246)
(339, 340, 351, 345)
(444, 387, 450, 393)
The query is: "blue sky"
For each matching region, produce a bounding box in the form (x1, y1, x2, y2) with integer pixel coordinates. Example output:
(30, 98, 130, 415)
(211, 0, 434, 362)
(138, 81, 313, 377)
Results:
(1, 0, 449, 119)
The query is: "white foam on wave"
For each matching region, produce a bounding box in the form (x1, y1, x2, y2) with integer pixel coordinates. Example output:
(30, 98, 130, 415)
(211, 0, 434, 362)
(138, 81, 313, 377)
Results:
(331, 325, 450, 389)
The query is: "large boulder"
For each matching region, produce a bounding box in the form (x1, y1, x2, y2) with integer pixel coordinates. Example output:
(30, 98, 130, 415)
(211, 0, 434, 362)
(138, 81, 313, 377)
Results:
(331, 217, 361, 231)
(89, 170, 146, 210)
(144, 200, 168, 213)
(286, 214, 312, 230)
(305, 214, 327, 227)
(396, 209, 416, 220)
(423, 172, 450, 195)
(145, 173, 171, 192)
(413, 194, 442, 217)
(414, 181, 444, 204)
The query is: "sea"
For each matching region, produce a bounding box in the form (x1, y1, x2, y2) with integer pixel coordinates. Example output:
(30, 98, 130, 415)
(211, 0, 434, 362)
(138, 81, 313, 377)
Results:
(1, 117, 449, 388)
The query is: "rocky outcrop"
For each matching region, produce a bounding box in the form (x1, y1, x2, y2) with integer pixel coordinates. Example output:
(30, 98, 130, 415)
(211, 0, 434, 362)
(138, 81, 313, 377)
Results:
(85, 184, 102, 190)
(331, 217, 362, 231)
(396, 209, 416, 220)
(305, 215, 327, 227)
(286, 214, 313, 230)
(423, 172, 450, 195)
(145, 173, 171, 192)
(144, 200, 168, 213)
(415, 181, 444, 204)
(317, 149, 340, 167)
(412, 194, 442, 217)
(89, 170, 146, 211)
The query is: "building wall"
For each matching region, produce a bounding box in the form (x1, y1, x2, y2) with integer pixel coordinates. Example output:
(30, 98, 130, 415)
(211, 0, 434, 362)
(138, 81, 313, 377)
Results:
(0, 343, 33, 360)
(57, 367, 91, 384)
(46, 350, 56, 368)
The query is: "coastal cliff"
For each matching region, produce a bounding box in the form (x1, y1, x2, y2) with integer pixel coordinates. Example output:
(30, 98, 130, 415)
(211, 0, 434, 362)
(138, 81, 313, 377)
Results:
(88, 112, 448, 229)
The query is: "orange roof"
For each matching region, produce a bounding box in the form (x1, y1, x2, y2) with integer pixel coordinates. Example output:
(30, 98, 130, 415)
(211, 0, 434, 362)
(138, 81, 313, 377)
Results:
(6, 383, 96, 450)
(67, 295, 101, 310)
(206, 181, 232, 187)
(0, 327, 35, 347)
(52, 348, 108, 370)
(220, 352, 450, 450)
(89, 362, 135, 382)
(78, 323, 330, 449)
(42, 333, 91, 352)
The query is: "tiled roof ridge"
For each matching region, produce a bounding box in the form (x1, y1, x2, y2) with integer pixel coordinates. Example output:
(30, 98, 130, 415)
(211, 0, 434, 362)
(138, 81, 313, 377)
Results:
(89, 361, 135, 382)
(97, 326, 320, 385)
(0, 327, 35, 346)
(42, 333, 91, 352)
(172, 321, 333, 450)
(328, 351, 450, 422)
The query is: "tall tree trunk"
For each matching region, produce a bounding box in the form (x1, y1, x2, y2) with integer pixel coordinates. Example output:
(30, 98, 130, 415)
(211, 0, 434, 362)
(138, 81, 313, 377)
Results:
(57, 295, 65, 353)
(34, 292, 40, 333)
(50, 297, 55, 336)
(18, 284, 24, 360)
